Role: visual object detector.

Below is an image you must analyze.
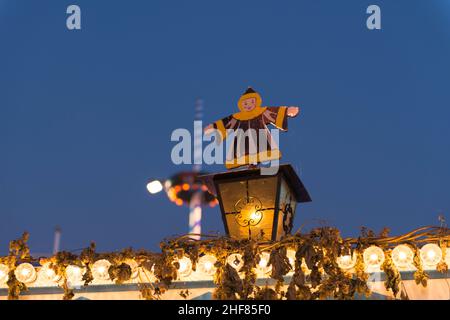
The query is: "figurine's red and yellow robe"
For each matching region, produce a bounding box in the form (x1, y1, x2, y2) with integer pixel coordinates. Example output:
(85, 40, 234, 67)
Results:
(213, 91, 289, 169)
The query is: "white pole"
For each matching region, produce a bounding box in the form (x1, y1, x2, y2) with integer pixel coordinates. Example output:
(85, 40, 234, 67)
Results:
(189, 191, 202, 240)
(193, 99, 203, 173)
(53, 226, 61, 254)
(189, 99, 203, 239)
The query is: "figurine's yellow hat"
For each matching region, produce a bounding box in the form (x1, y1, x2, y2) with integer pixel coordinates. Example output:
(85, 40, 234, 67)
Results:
(237, 87, 262, 112)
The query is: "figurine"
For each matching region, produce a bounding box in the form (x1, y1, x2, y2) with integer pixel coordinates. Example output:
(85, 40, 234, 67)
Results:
(205, 87, 299, 169)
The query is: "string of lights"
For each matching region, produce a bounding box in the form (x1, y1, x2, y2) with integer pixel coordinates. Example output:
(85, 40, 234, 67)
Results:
(0, 226, 448, 300)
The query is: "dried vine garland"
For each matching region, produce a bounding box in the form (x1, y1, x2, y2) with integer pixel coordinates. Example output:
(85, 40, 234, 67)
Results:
(0, 226, 449, 300)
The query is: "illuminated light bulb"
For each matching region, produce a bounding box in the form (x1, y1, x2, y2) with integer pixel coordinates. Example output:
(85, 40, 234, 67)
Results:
(0, 264, 9, 284)
(257, 252, 272, 274)
(92, 259, 111, 281)
(420, 243, 442, 267)
(337, 253, 357, 270)
(182, 183, 190, 191)
(14, 263, 37, 284)
(173, 257, 192, 278)
(198, 255, 217, 276)
(341, 255, 351, 263)
(249, 211, 260, 221)
(392, 245, 414, 269)
(164, 180, 172, 189)
(175, 199, 183, 206)
(363, 246, 385, 269)
(146, 180, 163, 194)
(39, 263, 61, 283)
(65, 265, 85, 284)
(227, 253, 244, 271)
(125, 259, 139, 279)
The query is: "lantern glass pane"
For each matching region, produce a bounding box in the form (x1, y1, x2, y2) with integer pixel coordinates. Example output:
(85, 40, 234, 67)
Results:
(218, 176, 278, 240)
(224, 209, 276, 240)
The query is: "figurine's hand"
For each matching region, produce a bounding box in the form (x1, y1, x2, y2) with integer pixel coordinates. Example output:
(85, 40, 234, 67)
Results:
(204, 124, 214, 134)
(287, 106, 300, 117)
(204, 124, 224, 144)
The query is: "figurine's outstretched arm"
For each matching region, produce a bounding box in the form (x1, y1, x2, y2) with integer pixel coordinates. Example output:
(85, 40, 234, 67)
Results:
(265, 106, 300, 131)
(204, 114, 234, 143)
(204, 124, 215, 135)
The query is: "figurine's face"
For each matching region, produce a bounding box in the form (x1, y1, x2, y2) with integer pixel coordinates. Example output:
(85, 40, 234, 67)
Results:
(241, 97, 256, 111)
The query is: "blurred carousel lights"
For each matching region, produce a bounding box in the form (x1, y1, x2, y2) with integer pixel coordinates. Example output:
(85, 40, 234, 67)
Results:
(392, 245, 414, 269)
(146, 180, 164, 194)
(39, 263, 61, 283)
(420, 243, 442, 267)
(257, 252, 272, 274)
(337, 253, 357, 270)
(14, 263, 37, 284)
(92, 259, 111, 281)
(198, 254, 217, 276)
(363, 246, 385, 269)
(0, 264, 9, 284)
(227, 253, 244, 271)
(174, 256, 192, 278)
(65, 265, 85, 283)
(147, 173, 218, 208)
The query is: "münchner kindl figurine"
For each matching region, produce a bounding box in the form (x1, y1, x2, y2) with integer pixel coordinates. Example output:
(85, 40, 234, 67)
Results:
(204, 87, 300, 169)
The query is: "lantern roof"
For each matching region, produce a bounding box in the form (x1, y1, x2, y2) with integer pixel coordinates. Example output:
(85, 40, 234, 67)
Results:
(200, 164, 312, 203)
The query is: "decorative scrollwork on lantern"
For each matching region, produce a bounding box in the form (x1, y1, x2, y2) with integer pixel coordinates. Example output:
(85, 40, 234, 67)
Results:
(233, 196, 263, 227)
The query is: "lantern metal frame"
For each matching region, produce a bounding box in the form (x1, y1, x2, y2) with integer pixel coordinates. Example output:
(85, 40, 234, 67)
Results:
(201, 164, 311, 241)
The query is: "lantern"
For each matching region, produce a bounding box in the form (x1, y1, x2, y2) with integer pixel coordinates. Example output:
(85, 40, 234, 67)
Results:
(202, 164, 311, 241)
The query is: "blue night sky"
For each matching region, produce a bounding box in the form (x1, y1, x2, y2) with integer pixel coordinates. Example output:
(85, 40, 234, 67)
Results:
(1, 1, 449, 255)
